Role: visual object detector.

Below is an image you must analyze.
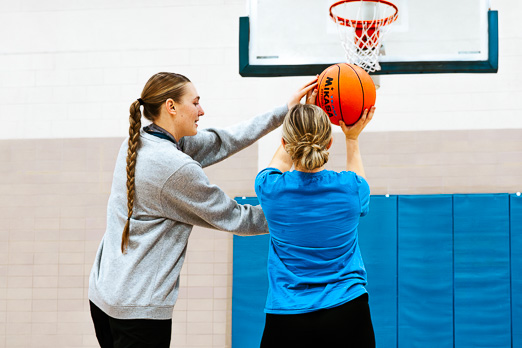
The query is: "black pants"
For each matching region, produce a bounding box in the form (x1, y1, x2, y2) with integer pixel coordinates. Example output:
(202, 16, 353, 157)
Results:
(90, 301, 172, 348)
(260, 293, 375, 348)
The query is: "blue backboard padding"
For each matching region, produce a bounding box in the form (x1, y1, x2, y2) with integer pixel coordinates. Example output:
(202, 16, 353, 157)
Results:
(358, 195, 398, 348)
(398, 195, 454, 347)
(453, 194, 511, 348)
(232, 194, 518, 347)
(511, 194, 522, 348)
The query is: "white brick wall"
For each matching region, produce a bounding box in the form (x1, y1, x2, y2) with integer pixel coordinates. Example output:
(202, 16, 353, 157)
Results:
(0, 0, 256, 140)
(1, 0, 520, 165)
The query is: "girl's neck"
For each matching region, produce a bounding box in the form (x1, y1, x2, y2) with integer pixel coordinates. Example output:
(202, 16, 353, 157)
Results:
(294, 165, 325, 173)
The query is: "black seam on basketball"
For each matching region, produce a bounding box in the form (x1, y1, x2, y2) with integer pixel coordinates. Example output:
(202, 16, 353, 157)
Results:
(336, 64, 343, 124)
(317, 68, 329, 109)
(346, 64, 364, 126)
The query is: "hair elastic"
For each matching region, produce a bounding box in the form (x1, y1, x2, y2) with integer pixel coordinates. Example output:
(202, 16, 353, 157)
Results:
(137, 98, 144, 105)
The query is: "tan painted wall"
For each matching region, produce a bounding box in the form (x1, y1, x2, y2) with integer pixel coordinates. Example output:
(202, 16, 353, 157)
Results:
(1, 129, 521, 347)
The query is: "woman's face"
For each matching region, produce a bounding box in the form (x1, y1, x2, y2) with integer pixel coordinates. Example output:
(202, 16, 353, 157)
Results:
(173, 82, 205, 138)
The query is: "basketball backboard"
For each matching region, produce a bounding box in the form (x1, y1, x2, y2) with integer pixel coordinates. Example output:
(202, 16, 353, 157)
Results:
(239, 0, 498, 77)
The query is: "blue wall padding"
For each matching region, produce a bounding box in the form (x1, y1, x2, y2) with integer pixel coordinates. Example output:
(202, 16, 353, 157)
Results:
(232, 233, 270, 348)
(453, 194, 511, 348)
(511, 194, 522, 348)
(232, 194, 518, 348)
(232, 197, 270, 348)
(358, 195, 398, 348)
(398, 195, 454, 348)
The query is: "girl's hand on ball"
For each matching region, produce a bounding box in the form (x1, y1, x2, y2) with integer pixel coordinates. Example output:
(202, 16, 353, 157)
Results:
(340, 106, 375, 140)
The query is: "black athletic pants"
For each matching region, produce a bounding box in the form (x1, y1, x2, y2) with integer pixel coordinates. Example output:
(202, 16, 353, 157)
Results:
(90, 301, 172, 348)
(260, 293, 375, 348)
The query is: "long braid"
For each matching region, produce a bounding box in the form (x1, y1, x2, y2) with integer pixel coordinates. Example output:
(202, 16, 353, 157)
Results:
(120, 72, 190, 254)
(121, 100, 142, 253)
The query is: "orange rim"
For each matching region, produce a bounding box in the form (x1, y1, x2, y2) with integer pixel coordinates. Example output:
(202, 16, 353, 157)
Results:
(329, 0, 398, 29)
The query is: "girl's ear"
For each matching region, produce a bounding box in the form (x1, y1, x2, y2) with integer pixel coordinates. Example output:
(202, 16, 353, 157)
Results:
(327, 137, 333, 149)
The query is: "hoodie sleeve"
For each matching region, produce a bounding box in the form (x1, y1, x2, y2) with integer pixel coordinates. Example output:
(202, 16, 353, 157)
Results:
(160, 162, 269, 236)
(179, 105, 288, 168)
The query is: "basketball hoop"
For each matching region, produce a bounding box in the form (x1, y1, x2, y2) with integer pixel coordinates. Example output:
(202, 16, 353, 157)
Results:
(330, 0, 398, 73)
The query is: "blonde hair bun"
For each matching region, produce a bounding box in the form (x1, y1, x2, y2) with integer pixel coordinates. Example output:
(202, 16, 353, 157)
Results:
(282, 104, 332, 171)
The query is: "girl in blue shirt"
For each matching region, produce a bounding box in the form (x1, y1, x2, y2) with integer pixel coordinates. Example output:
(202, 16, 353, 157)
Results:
(255, 102, 376, 347)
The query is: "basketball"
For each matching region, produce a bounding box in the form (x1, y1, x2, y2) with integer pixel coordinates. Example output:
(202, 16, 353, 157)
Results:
(316, 63, 376, 126)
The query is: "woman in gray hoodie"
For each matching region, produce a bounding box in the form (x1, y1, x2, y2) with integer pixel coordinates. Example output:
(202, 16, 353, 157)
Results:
(88, 72, 317, 347)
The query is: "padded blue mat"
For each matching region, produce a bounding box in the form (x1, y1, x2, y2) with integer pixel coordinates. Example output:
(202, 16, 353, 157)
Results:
(233, 194, 519, 348)
(453, 194, 511, 347)
(398, 195, 453, 347)
(232, 198, 269, 348)
(511, 194, 522, 348)
(358, 195, 398, 347)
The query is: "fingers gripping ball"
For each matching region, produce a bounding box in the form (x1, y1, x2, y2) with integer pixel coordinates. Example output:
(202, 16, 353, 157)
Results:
(316, 63, 376, 126)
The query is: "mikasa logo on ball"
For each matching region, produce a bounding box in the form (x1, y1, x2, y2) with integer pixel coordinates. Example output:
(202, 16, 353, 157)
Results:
(322, 77, 338, 119)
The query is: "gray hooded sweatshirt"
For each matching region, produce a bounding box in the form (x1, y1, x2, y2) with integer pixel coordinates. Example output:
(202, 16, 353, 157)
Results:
(89, 105, 288, 320)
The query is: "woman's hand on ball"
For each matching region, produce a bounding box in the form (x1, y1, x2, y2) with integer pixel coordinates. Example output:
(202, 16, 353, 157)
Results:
(288, 76, 318, 109)
(305, 87, 318, 105)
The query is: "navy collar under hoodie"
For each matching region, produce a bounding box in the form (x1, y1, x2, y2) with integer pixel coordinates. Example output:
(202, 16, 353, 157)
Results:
(143, 123, 179, 148)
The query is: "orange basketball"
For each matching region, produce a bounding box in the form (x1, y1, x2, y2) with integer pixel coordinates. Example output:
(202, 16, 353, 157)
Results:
(316, 63, 376, 126)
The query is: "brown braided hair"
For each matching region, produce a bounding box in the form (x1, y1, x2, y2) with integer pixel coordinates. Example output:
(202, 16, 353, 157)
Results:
(282, 104, 332, 172)
(121, 72, 190, 253)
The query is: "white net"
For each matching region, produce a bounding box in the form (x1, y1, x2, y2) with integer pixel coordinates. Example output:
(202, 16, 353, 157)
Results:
(330, 0, 398, 73)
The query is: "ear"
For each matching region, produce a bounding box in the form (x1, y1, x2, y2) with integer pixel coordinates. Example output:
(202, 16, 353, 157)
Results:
(281, 138, 287, 147)
(326, 137, 333, 149)
(165, 98, 176, 116)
